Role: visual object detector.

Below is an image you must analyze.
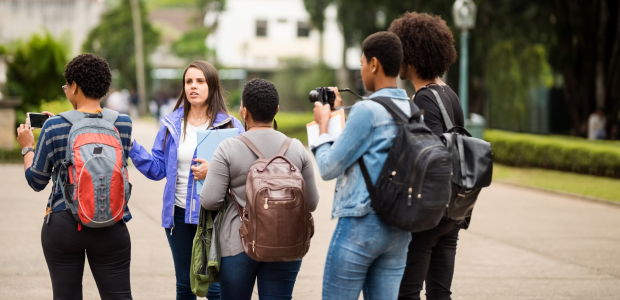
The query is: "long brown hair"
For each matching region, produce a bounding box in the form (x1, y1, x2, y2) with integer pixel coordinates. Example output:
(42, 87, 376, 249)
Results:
(163, 61, 229, 151)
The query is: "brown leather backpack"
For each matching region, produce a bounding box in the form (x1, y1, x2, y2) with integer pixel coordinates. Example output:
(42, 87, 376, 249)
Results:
(231, 135, 314, 262)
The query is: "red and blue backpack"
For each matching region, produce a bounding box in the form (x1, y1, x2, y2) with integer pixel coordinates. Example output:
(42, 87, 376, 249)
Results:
(50, 109, 131, 228)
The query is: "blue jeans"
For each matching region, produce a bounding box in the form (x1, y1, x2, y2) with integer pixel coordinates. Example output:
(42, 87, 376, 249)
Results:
(165, 207, 220, 300)
(322, 213, 411, 300)
(219, 252, 302, 300)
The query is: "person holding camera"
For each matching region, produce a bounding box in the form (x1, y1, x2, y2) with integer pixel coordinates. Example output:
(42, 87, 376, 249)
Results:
(312, 31, 412, 300)
(389, 12, 464, 300)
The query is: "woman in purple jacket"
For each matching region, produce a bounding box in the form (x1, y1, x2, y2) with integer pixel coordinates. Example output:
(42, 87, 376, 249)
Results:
(129, 61, 244, 300)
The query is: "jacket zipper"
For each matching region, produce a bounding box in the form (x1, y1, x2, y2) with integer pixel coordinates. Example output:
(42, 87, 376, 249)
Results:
(407, 145, 443, 206)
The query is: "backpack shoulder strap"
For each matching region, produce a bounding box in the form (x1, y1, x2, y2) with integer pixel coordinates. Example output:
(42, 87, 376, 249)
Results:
(370, 96, 409, 123)
(426, 88, 454, 130)
(101, 108, 120, 124)
(237, 135, 265, 159)
(58, 110, 85, 124)
(275, 138, 292, 157)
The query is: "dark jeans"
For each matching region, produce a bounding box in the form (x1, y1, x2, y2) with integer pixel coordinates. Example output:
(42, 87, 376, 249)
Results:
(164, 207, 220, 300)
(219, 252, 302, 300)
(41, 210, 132, 300)
(398, 219, 461, 300)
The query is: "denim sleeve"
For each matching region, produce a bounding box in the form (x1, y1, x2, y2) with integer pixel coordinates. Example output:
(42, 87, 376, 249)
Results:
(129, 124, 168, 181)
(312, 104, 374, 180)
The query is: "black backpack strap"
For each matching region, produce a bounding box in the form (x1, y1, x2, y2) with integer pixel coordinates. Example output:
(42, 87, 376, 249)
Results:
(427, 88, 454, 130)
(370, 97, 409, 123)
(357, 156, 374, 192)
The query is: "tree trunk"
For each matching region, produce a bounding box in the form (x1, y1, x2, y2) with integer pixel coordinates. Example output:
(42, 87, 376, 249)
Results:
(130, 0, 148, 117)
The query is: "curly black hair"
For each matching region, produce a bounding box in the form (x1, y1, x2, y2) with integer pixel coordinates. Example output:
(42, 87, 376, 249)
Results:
(389, 12, 457, 80)
(63, 53, 112, 99)
(241, 78, 279, 123)
(362, 32, 403, 77)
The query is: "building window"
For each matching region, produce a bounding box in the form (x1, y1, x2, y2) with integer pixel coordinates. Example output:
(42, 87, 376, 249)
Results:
(256, 20, 268, 37)
(297, 21, 310, 38)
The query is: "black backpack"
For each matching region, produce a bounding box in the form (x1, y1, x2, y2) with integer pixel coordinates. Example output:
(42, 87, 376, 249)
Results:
(422, 87, 493, 223)
(358, 97, 453, 232)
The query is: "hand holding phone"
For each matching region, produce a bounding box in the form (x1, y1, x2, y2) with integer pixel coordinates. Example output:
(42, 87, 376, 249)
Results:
(27, 113, 50, 129)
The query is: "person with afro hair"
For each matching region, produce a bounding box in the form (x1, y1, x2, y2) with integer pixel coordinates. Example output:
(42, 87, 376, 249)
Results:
(389, 12, 466, 300)
(200, 78, 320, 299)
(16, 53, 134, 299)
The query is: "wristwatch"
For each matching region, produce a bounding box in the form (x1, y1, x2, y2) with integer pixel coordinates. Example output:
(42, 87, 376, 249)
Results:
(21, 147, 35, 156)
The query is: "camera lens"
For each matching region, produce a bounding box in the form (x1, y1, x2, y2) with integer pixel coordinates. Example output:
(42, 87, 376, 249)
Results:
(309, 90, 320, 103)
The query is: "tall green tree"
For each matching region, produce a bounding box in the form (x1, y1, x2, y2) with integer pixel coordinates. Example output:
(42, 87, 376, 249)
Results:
(303, 0, 331, 63)
(82, 0, 160, 92)
(6, 32, 68, 109)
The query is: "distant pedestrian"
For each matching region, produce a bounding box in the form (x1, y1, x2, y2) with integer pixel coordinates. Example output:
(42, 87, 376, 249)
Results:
(588, 108, 607, 140)
(107, 89, 130, 114)
(16, 53, 133, 299)
(129, 61, 244, 300)
(390, 12, 464, 300)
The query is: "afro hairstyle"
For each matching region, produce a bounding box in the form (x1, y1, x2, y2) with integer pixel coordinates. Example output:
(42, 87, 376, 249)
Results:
(241, 78, 279, 123)
(389, 12, 457, 80)
(63, 53, 112, 99)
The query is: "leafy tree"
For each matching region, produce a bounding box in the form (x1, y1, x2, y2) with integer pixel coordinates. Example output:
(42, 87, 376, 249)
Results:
(171, 27, 211, 62)
(303, 0, 332, 62)
(82, 0, 160, 92)
(6, 32, 68, 110)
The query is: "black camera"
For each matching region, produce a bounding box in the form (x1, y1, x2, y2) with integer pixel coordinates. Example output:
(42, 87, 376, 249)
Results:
(308, 87, 336, 107)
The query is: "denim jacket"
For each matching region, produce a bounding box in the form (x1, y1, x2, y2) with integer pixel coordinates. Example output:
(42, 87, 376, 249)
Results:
(129, 107, 244, 228)
(312, 88, 411, 219)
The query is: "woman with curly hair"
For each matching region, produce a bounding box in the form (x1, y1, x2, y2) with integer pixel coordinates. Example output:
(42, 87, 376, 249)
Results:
(17, 53, 134, 299)
(389, 12, 465, 300)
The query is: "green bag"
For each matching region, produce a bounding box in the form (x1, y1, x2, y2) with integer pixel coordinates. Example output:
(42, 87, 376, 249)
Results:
(190, 200, 226, 297)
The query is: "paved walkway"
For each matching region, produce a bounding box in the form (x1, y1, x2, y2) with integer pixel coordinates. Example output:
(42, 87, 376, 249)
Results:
(1, 120, 620, 299)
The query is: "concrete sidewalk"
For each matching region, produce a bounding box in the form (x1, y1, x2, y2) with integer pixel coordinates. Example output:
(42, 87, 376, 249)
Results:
(1, 120, 620, 299)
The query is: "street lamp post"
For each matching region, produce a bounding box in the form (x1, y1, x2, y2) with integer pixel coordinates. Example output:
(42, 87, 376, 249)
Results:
(452, 0, 477, 122)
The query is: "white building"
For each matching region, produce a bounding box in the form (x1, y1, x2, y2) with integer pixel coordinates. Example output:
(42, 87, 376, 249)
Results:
(206, 0, 360, 71)
(0, 0, 104, 55)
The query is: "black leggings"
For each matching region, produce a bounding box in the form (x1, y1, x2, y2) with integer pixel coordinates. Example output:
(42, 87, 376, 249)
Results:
(398, 219, 461, 300)
(41, 210, 132, 300)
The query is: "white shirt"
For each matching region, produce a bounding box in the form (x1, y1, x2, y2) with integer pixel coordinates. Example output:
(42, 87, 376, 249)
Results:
(175, 119, 210, 208)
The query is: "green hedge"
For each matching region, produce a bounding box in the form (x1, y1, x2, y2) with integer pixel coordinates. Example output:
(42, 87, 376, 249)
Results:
(485, 130, 620, 178)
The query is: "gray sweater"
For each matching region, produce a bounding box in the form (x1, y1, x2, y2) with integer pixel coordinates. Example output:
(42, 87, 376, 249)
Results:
(199, 129, 320, 257)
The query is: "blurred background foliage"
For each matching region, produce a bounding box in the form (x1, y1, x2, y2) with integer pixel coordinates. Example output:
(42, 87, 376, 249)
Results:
(4, 32, 69, 126)
(82, 0, 160, 93)
(272, 58, 336, 112)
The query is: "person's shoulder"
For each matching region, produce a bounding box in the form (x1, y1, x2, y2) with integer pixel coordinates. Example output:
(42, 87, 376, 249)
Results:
(40, 115, 71, 133)
(115, 114, 133, 124)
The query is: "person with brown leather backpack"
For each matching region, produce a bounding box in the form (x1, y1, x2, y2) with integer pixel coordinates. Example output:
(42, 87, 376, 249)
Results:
(199, 78, 320, 300)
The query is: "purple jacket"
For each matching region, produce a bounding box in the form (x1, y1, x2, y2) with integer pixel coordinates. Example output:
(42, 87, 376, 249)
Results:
(129, 107, 244, 228)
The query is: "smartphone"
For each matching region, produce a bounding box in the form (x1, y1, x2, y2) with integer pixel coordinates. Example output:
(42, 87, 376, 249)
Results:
(27, 113, 50, 129)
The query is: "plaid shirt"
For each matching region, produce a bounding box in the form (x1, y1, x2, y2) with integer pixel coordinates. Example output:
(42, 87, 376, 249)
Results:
(24, 111, 133, 222)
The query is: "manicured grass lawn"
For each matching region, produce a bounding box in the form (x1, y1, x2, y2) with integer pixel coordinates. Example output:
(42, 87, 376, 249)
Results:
(232, 111, 314, 145)
(493, 164, 620, 203)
